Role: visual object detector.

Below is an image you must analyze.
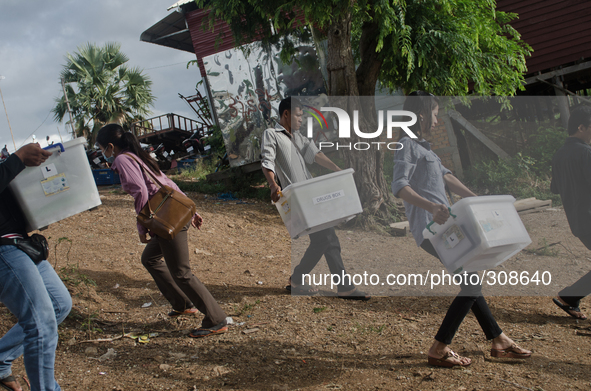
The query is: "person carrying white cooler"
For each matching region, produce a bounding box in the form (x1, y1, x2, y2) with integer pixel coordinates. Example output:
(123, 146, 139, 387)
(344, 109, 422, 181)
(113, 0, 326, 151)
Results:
(391, 91, 531, 367)
(261, 96, 369, 300)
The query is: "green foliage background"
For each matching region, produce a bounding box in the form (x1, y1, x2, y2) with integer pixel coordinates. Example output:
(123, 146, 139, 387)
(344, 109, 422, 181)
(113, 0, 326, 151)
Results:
(53, 42, 155, 145)
(464, 127, 567, 204)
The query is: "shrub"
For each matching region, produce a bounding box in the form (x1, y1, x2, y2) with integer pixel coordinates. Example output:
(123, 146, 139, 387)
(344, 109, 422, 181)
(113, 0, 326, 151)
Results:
(173, 163, 269, 200)
(205, 125, 226, 158)
(524, 126, 567, 176)
(464, 153, 561, 205)
(176, 159, 217, 181)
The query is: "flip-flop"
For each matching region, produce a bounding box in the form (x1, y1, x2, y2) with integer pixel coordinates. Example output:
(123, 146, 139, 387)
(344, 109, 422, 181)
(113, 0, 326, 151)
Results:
(289, 284, 319, 295)
(188, 322, 228, 338)
(286, 277, 318, 295)
(0, 375, 20, 391)
(427, 350, 471, 368)
(168, 308, 199, 317)
(338, 288, 371, 301)
(491, 343, 531, 359)
(553, 298, 587, 320)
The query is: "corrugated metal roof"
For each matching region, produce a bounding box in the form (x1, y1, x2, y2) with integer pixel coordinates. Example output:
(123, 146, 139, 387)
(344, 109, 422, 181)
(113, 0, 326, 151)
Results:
(497, 0, 591, 74)
(140, 10, 194, 53)
(186, 9, 307, 78)
(167, 0, 193, 11)
(141, 6, 308, 77)
(186, 9, 239, 77)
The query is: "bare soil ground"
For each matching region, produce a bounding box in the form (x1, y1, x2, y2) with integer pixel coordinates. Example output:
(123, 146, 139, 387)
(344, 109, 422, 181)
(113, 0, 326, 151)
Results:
(2, 188, 591, 391)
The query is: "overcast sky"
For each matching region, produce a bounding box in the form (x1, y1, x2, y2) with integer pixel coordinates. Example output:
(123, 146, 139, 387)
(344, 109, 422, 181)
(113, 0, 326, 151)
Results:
(0, 0, 200, 152)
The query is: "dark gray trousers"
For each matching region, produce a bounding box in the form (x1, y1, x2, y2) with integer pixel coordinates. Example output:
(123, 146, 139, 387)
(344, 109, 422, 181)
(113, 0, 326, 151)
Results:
(141, 223, 226, 328)
(558, 234, 591, 307)
(291, 227, 354, 292)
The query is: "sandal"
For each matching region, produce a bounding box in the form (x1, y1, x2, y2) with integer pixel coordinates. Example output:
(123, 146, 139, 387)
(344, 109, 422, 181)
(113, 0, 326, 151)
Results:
(286, 277, 318, 295)
(290, 284, 319, 295)
(188, 322, 228, 338)
(338, 288, 371, 301)
(427, 350, 472, 368)
(168, 308, 199, 317)
(491, 343, 531, 359)
(0, 375, 22, 391)
(553, 298, 587, 320)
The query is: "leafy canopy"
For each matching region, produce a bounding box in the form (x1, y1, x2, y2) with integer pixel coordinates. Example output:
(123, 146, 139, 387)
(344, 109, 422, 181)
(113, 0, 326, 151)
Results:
(195, 0, 531, 96)
(53, 42, 155, 144)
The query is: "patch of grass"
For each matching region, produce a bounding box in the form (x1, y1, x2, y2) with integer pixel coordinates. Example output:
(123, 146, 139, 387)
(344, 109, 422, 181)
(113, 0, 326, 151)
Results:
(174, 179, 227, 195)
(52, 236, 72, 269)
(351, 322, 387, 334)
(80, 311, 103, 333)
(172, 166, 269, 201)
(523, 238, 559, 257)
(236, 299, 261, 316)
(67, 310, 103, 334)
(368, 324, 386, 333)
(313, 306, 327, 314)
(59, 264, 97, 287)
(176, 159, 217, 181)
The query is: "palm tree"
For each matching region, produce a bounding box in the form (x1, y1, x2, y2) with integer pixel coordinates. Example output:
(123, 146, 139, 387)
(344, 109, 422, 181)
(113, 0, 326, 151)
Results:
(53, 42, 155, 145)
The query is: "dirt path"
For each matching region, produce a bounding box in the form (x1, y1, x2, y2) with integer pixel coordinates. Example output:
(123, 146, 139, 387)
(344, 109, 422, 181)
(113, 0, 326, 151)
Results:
(1, 188, 590, 390)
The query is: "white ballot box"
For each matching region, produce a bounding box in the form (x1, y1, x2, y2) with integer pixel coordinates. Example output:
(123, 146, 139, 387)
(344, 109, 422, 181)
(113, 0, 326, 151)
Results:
(274, 168, 363, 239)
(422, 195, 531, 274)
(9, 138, 102, 231)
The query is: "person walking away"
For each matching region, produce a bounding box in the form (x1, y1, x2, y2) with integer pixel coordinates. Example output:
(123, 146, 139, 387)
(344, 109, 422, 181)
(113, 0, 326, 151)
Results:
(96, 124, 228, 338)
(392, 91, 531, 367)
(550, 105, 591, 320)
(260, 96, 370, 300)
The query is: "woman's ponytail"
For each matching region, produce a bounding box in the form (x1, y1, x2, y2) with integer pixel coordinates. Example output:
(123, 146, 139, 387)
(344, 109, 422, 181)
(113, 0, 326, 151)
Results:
(122, 132, 161, 174)
(96, 123, 162, 175)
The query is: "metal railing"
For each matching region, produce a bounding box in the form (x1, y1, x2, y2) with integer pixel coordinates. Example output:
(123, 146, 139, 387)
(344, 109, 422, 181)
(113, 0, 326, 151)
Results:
(132, 113, 205, 139)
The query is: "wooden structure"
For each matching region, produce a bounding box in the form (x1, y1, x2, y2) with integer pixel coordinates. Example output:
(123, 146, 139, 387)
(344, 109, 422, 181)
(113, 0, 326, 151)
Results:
(179, 91, 215, 132)
(498, 0, 591, 128)
(140, 1, 591, 177)
(514, 197, 553, 215)
(131, 113, 204, 151)
(141, 1, 306, 79)
(497, 0, 591, 82)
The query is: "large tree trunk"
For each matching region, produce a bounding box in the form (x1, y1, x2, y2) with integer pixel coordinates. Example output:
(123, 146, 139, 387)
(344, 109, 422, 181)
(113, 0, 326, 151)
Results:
(325, 11, 358, 96)
(325, 11, 394, 223)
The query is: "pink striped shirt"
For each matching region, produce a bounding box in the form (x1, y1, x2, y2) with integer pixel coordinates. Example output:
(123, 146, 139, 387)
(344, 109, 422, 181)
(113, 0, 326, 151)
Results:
(111, 151, 186, 236)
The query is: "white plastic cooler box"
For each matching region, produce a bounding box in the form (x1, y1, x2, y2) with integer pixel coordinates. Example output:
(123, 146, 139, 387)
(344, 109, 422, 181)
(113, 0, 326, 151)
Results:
(422, 195, 531, 274)
(9, 138, 102, 231)
(274, 168, 363, 239)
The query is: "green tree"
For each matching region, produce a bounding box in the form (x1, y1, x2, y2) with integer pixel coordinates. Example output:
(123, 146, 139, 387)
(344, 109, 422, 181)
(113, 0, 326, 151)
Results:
(196, 0, 531, 222)
(53, 42, 155, 145)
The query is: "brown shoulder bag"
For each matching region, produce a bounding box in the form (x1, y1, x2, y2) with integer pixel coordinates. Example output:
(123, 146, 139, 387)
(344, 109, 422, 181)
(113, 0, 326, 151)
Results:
(125, 154, 196, 240)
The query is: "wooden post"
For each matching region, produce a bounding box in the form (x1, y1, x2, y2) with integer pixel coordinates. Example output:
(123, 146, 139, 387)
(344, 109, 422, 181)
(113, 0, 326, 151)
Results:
(553, 76, 570, 129)
(0, 76, 16, 151)
(440, 112, 463, 178)
(61, 77, 77, 139)
(447, 110, 510, 160)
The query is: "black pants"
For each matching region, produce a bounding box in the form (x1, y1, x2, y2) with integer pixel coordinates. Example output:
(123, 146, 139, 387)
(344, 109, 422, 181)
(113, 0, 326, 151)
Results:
(558, 234, 591, 308)
(291, 227, 354, 293)
(421, 240, 503, 345)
